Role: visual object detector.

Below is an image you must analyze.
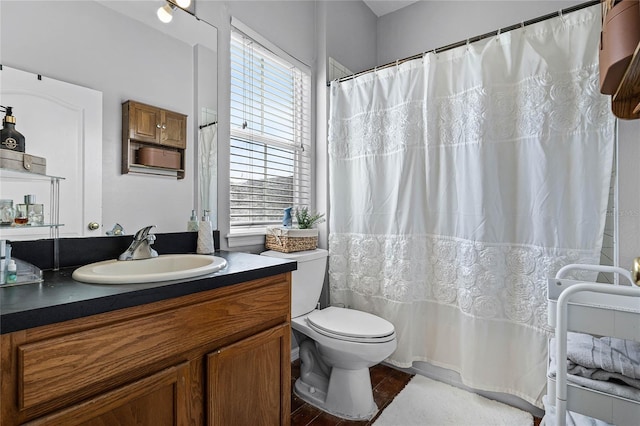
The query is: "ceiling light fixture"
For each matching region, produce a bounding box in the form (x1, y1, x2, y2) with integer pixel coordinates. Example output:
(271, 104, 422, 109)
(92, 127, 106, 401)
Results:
(175, 0, 191, 8)
(156, 2, 175, 23)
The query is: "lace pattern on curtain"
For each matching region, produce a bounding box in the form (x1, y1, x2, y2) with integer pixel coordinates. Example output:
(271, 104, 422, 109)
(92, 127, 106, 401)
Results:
(329, 233, 600, 331)
(329, 67, 612, 155)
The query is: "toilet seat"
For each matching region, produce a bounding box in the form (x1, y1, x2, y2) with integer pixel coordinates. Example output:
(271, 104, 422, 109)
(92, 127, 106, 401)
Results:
(306, 307, 396, 343)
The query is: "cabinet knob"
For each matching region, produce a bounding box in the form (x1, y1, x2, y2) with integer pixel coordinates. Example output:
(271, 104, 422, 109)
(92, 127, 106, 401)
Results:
(156, 124, 161, 128)
(88, 222, 100, 231)
(161, 124, 166, 130)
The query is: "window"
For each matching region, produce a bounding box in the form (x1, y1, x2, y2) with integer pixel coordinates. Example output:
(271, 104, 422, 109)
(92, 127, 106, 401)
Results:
(230, 25, 311, 232)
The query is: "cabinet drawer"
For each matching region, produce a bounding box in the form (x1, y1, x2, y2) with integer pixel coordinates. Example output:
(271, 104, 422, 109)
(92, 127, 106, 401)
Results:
(17, 279, 289, 410)
(22, 363, 189, 426)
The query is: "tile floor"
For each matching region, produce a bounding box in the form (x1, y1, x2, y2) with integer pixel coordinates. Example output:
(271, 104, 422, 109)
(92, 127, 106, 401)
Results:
(290, 359, 543, 426)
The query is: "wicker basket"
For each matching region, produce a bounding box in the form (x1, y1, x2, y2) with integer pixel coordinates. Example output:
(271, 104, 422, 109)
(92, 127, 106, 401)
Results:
(265, 227, 318, 253)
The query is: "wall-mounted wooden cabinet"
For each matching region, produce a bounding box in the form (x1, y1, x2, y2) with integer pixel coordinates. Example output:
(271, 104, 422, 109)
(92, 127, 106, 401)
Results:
(122, 100, 187, 179)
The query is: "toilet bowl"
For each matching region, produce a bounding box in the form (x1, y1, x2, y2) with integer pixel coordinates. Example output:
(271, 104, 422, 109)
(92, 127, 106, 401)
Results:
(261, 248, 397, 420)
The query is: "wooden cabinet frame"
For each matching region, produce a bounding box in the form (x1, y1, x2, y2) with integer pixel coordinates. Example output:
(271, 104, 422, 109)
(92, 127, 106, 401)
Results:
(122, 100, 187, 179)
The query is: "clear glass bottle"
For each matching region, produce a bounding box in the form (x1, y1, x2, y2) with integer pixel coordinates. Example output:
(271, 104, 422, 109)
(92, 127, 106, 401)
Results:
(0, 199, 14, 225)
(16, 195, 44, 226)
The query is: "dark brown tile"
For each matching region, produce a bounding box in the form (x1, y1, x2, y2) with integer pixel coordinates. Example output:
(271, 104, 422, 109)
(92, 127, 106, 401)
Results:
(335, 418, 369, 426)
(292, 358, 301, 379)
(372, 383, 395, 409)
(291, 404, 323, 426)
(307, 410, 345, 426)
(369, 363, 389, 388)
(379, 373, 412, 395)
(291, 388, 306, 413)
(386, 366, 412, 381)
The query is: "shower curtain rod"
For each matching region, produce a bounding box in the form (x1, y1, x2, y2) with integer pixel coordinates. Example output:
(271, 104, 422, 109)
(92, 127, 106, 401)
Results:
(329, 0, 599, 85)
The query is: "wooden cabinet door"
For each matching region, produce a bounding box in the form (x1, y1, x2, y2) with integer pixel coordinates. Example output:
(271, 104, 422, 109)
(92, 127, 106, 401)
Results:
(129, 102, 161, 143)
(161, 110, 187, 148)
(207, 324, 291, 426)
(24, 363, 190, 426)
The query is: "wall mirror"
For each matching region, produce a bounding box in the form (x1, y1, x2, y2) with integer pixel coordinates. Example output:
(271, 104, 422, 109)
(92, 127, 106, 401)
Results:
(0, 1, 218, 239)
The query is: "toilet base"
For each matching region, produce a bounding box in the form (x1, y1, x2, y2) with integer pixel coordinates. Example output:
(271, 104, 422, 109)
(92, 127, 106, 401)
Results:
(294, 366, 378, 421)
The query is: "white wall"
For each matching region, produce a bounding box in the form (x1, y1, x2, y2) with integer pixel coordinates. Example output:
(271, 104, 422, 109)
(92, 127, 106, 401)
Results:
(617, 119, 640, 270)
(376, 1, 585, 64)
(326, 0, 378, 74)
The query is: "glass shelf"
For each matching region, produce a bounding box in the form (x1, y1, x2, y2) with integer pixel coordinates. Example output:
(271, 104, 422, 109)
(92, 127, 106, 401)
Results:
(0, 165, 64, 270)
(0, 167, 65, 181)
(0, 223, 64, 229)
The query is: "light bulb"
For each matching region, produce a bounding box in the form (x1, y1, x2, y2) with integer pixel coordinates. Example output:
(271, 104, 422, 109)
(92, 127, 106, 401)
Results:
(175, 0, 191, 8)
(157, 4, 173, 23)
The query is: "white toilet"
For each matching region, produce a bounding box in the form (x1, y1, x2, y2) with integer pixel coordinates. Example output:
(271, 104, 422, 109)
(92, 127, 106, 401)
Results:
(261, 248, 397, 420)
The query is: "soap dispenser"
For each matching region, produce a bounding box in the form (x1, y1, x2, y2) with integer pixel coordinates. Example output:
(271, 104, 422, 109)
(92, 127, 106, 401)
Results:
(0, 106, 25, 152)
(187, 209, 199, 232)
(197, 210, 215, 254)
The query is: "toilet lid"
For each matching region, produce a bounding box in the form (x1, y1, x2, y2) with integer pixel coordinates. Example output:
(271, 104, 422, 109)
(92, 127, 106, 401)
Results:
(306, 307, 396, 343)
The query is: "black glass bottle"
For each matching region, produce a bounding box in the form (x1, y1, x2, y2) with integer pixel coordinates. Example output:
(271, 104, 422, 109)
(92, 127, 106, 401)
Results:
(0, 106, 25, 152)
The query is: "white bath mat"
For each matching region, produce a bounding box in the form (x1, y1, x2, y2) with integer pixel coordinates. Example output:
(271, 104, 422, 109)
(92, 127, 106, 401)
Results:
(373, 375, 533, 426)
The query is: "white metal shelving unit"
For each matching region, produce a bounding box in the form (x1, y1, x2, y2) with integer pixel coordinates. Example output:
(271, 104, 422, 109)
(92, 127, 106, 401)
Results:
(546, 264, 640, 426)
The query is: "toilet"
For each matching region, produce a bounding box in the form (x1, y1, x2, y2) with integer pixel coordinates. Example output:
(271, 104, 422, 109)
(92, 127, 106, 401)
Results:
(261, 248, 397, 421)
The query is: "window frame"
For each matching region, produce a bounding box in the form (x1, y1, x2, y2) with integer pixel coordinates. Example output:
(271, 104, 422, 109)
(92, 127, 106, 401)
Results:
(228, 19, 313, 242)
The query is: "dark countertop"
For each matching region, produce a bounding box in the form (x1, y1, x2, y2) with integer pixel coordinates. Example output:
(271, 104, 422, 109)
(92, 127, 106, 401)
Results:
(0, 251, 296, 334)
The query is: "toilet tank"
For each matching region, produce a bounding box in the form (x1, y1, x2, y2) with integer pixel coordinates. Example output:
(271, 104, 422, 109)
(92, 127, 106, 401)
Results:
(261, 248, 328, 318)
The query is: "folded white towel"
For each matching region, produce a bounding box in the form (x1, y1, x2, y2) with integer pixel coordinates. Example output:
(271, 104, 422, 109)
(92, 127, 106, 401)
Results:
(566, 332, 640, 388)
(549, 333, 640, 402)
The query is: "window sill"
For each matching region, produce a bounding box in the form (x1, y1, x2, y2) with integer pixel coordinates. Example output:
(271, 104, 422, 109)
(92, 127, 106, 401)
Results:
(226, 229, 266, 248)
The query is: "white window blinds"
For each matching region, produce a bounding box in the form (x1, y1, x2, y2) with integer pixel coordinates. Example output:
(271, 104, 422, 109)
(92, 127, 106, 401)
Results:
(230, 27, 311, 230)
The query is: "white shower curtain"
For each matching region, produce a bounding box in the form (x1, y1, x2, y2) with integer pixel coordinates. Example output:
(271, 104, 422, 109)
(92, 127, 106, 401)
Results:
(328, 6, 614, 407)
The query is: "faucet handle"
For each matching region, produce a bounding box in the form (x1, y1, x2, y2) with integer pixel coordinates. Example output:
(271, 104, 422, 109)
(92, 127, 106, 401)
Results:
(134, 225, 156, 240)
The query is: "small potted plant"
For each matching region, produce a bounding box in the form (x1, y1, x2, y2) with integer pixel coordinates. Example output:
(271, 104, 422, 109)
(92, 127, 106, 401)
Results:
(295, 207, 325, 229)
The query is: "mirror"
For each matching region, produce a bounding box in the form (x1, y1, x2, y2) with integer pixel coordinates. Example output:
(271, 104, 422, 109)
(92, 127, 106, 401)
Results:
(0, 0, 218, 238)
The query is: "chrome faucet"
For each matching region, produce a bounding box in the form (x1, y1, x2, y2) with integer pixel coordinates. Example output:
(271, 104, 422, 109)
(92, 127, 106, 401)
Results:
(118, 225, 158, 261)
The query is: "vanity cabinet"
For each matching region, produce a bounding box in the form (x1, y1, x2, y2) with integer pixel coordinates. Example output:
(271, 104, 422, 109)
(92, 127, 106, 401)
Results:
(122, 100, 187, 179)
(0, 273, 292, 425)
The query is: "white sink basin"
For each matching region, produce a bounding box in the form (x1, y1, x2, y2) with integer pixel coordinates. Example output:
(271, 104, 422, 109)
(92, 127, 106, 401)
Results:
(72, 254, 227, 284)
